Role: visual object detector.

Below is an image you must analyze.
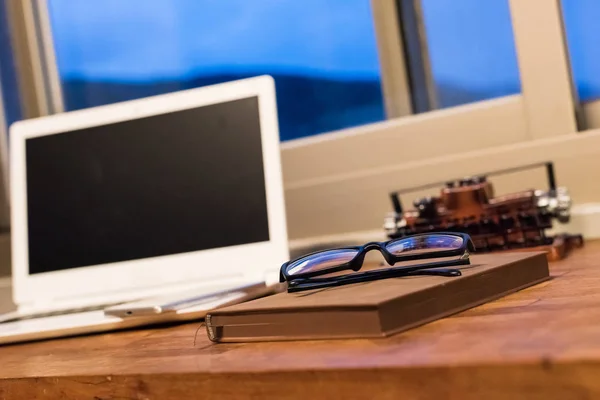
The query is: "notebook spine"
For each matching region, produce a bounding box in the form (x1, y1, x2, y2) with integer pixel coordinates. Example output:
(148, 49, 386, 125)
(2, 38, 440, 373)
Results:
(205, 314, 218, 342)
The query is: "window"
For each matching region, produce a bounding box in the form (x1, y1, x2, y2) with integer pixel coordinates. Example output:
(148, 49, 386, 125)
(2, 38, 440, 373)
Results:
(0, 0, 21, 128)
(8, 0, 594, 240)
(419, 0, 521, 109)
(561, 0, 600, 102)
(47, 0, 385, 141)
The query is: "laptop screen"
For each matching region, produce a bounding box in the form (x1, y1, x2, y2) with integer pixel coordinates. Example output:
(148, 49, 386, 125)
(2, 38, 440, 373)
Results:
(25, 97, 270, 275)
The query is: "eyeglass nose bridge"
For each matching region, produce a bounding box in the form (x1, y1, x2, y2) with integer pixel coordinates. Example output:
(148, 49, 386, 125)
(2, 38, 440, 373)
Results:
(352, 242, 396, 270)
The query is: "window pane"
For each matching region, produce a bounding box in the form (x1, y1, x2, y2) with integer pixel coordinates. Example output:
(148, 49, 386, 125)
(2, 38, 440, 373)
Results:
(0, 0, 22, 127)
(47, 0, 385, 141)
(561, 0, 600, 102)
(420, 0, 521, 109)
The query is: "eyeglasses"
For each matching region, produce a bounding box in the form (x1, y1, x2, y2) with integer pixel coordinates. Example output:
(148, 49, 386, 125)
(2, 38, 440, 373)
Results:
(280, 232, 475, 292)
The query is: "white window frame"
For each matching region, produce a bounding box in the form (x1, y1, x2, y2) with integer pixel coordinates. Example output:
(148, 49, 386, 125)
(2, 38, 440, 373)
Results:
(5, 0, 63, 118)
(370, 0, 413, 118)
(8, 0, 599, 242)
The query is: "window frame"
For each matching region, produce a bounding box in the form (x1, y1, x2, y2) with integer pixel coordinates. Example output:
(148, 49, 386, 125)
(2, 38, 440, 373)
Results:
(559, 0, 600, 132)
(393, 0, 437, 113)
(370, 0, 413, 118)
(6, 0, 64, 118)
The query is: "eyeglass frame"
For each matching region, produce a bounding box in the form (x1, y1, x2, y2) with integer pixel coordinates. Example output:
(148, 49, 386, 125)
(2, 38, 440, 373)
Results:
(279, 232, 475, 292)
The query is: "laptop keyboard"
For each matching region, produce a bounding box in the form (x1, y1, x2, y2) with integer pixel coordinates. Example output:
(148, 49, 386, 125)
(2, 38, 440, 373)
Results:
(0, 303, 123, 324)
(0, 280, 264, 324)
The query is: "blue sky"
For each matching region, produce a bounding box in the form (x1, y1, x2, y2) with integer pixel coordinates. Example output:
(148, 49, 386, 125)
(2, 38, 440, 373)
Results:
(421, 0, 519, 92)
(48, 0, 600, 101)
(561, 0, 600, 100)
(49, 0, 381, 81)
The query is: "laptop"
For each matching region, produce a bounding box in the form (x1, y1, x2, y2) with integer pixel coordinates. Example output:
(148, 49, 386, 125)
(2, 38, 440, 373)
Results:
(0, 75, 289, 344)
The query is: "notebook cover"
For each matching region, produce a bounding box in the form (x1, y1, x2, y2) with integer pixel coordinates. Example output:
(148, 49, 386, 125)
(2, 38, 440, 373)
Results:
(205, 252, 549, 342)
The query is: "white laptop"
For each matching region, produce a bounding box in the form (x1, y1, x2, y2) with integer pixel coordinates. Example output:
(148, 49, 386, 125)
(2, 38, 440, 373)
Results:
(0, 75, 289, 344)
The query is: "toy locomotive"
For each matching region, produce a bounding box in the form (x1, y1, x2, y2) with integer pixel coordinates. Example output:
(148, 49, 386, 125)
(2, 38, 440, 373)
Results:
(383, 162, 583, 261)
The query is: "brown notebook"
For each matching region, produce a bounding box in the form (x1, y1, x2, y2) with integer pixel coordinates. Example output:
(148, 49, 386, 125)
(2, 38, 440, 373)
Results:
(205, 252, 549, 342)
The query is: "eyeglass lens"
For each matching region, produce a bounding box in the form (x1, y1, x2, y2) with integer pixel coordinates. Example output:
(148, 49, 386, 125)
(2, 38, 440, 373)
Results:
(286, 249, 359, 276)
(385, 234, 464, 256)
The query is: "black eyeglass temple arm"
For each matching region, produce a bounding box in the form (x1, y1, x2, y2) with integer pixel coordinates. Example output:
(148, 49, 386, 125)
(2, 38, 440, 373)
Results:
(288, 257, 470, 292)
(288, 265, 465, 293)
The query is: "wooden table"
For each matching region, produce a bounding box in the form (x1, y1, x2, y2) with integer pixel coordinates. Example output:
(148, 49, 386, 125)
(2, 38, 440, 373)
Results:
(2, 242, 600, 399)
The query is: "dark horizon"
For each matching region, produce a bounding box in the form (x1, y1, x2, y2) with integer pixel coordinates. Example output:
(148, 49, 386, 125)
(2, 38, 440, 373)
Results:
(61, 72, 523, 142)
(62, 73, 386, 142)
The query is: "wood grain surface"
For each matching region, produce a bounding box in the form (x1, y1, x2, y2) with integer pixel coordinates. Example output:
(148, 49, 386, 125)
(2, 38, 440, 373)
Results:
(2, 241, 600, 399)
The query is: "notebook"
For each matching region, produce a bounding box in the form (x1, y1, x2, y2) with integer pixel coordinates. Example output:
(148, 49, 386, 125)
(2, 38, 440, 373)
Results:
(205, 252, 550, 342)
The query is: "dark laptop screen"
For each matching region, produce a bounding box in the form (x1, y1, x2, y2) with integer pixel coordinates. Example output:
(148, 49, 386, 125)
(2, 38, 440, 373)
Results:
(25, 97, 270, 274)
